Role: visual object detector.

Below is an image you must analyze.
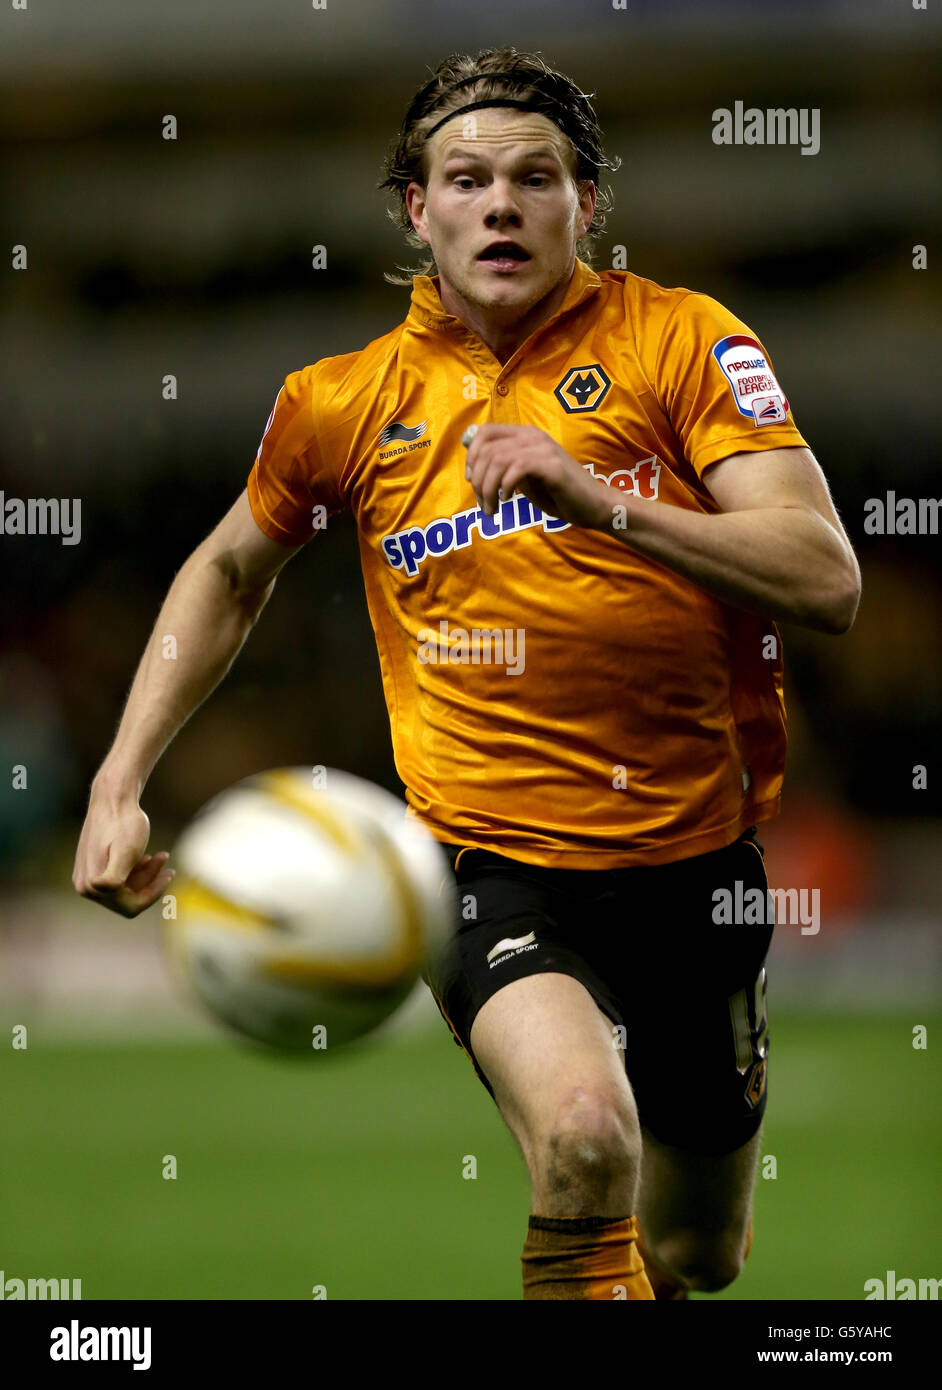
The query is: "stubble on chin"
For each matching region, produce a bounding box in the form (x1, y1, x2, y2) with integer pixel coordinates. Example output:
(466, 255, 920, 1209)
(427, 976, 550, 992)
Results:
(457, 267, 550, 319)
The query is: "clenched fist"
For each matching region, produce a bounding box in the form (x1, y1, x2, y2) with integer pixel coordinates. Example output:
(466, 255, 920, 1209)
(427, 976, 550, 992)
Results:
(463, 423, 612, 529)
(73, 783, 174, 918)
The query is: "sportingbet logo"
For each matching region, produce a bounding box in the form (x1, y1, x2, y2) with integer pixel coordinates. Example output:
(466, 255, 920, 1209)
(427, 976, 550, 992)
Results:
(382, 456, 661, 577)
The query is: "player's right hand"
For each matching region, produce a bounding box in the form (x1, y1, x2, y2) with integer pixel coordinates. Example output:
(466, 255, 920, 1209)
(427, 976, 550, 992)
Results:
(72, 789, 174, 918)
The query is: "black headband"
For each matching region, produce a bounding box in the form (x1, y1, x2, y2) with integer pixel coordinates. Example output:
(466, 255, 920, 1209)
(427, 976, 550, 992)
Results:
(415, 69, 608, 181)
(424, 97, 553, 141)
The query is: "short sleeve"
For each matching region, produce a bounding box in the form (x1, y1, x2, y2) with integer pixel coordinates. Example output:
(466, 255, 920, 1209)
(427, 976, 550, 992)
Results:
(654, 292, 808, 478)
(246, 363, 344, 546)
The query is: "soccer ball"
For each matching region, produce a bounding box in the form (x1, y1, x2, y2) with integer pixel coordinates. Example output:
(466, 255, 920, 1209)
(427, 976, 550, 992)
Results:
(162, 767, 454, 1051)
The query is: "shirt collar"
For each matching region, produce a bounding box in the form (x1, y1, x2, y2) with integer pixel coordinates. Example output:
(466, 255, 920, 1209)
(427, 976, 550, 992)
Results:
(407, 257, 603, 336)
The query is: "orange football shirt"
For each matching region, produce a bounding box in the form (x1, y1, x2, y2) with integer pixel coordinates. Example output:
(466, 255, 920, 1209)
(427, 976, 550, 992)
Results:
(247, 258, 807, 868)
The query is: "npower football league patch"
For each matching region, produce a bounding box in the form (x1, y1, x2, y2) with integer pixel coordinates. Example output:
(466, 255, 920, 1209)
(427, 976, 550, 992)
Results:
(712, 334, 789, 427)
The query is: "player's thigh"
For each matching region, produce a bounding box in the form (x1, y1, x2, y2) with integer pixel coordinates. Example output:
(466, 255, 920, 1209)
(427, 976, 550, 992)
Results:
(621, 831, 773, 1168)
(470, 971, 639, 1166)
(638, 1121, 761, 1250)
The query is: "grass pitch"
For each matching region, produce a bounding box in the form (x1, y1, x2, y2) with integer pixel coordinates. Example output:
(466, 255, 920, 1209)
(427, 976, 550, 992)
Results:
(1, 1011, 938, 1300)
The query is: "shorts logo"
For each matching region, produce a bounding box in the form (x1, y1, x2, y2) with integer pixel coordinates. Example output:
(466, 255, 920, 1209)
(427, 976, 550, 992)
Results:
(486, 931, 537, 968)
(378, 419, 428, 448)
(554, 363, 612, 413)
(712, 334, 788, 421)
(745, 1057, 767, 1108)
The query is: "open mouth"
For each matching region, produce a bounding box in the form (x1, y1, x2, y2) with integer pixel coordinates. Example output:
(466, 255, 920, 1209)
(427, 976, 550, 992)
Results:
(477, 240, 532, 269)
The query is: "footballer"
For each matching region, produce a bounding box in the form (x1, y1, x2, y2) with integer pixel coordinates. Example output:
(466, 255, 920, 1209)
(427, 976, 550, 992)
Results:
(73, 48, 861, 1300)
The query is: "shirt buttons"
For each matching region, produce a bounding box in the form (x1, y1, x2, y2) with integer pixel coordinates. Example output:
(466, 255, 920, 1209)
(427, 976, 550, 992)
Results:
(496, 383, 509, 397)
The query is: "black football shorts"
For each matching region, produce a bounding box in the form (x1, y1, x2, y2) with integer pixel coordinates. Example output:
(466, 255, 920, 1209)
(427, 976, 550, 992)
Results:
(424, 828, 773, 1155)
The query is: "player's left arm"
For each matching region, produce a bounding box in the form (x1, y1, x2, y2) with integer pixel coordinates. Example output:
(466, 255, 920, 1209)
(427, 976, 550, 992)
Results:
(615, 443, 861, 633)
(466, 428, 861, 634)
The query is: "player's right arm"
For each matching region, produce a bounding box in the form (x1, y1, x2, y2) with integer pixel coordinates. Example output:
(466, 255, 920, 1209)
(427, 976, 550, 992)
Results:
(72, 489, 304, 918)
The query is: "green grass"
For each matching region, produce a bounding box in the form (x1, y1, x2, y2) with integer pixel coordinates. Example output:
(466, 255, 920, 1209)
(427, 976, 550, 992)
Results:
(1, 1012, 938, 1300)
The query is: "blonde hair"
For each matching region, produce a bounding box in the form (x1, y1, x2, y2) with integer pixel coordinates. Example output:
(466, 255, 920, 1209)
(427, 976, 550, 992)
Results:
(378, 46, 620, 286)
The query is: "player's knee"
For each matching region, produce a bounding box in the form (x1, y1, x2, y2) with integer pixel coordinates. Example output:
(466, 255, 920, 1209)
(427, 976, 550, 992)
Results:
(538, 1087, 640, 1193)
(655, 1228, 744, 1292)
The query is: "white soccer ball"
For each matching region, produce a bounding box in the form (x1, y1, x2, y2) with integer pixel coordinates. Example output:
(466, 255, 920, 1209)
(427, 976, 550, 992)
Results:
(162, 767, 454, 1051)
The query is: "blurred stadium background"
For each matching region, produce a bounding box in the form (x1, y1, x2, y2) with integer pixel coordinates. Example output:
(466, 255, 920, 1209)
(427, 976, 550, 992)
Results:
(1, 0, 939, 1300)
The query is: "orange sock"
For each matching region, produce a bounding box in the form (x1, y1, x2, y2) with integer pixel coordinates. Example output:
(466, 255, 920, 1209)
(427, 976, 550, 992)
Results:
(522, 1214, 655, 1300)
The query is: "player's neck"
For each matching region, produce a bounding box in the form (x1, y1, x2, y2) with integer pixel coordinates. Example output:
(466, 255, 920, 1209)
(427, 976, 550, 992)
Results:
(436, 268, 575, 365)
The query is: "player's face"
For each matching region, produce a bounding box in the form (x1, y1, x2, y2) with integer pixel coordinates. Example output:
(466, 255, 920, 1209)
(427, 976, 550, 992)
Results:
(406, 109, 595, 324)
